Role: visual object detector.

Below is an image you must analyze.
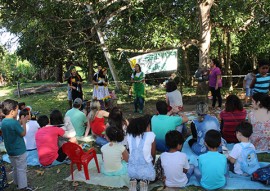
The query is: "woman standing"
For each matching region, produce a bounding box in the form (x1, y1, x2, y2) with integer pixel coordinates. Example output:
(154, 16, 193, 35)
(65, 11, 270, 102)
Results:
(208, 58, 222, 110)
(68, 66, 83, 102)
(92, 67, 110, 109)
(131, 64, 145, 114)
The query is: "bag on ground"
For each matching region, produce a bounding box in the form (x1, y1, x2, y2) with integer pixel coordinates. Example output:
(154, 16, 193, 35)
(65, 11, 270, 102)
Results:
(251, 165, 270, 185)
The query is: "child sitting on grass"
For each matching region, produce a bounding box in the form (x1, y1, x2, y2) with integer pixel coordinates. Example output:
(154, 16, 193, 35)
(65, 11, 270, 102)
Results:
(160, 130, 191, 189)
(101, 126, 129, 176)
(227, 121, 260, 175)
(127, 115, 156, 191)
(194, 129, 227, 190)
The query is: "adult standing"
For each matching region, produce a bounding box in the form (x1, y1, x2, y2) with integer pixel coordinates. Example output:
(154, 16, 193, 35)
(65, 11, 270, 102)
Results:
(92, 67, 110, 110)
(208, 58, 222, 110)
(131, 64, 145, 114)
(64, 65, 73, 109)
(68, 66, 83, 102)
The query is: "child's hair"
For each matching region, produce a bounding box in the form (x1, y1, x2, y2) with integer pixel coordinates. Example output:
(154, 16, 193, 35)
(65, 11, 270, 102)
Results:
(156, 101, 168, 115)
(205, 129, 221, 149)
(166, 81, 177, 93)
(37, 115, 49, 127)
(19, 108, 29, 118)
(236, 121, 253, 138)
(88, 100, 101, 122)
(50, 110, 63, 125)
(106, 126, 124, 142)
(127, 115, 151, 138)
(165, 130, 184, 149)
(108, 107, 127, 130)
(18, 102, 26, 110)
(2, 99, 18, 115)
(196, 102, 208, 122)
(258, 59, 269, 68)
(225, 94, 243, 112)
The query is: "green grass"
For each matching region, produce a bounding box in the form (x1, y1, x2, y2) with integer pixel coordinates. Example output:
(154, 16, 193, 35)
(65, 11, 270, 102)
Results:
(1, 82, 270, 190)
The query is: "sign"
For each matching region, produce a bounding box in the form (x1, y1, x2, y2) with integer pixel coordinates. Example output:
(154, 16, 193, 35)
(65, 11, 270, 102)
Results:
(128, 49, 178, 74)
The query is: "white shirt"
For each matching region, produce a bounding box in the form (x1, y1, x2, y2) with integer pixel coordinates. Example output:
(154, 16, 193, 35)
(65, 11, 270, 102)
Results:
(229, 142, 256, 175)
(131, 72, 145, 79)
(161, 151, 189, 187)
(166, 90, 183, 107)
(127, 132, 155, 163)
(101, 142, 125, 172)
(24, 120, 40, 150)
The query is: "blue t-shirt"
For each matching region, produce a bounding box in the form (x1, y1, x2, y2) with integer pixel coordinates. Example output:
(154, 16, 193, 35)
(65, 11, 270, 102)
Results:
(151, 115, 182, 141)
(1, 118, 26, 156)
(199, 151, 227, 190)
(65, 108, 87, 136)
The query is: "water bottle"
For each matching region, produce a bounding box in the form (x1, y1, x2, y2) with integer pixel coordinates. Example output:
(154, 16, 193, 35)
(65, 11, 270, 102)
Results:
(76, 86, 80, 92)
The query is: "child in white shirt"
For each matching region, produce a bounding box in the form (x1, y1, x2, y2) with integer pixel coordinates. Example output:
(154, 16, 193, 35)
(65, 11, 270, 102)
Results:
(228, 121, 260, 175)
(160, 130, 191, 189)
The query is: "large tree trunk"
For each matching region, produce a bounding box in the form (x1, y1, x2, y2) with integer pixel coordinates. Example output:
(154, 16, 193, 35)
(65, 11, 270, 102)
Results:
(196, 0, 214, 95)
(55, 63, 63, 83)
(86, 5, 121, 90)
(182, 49, 191, 85)
(87, 51, 94, 83)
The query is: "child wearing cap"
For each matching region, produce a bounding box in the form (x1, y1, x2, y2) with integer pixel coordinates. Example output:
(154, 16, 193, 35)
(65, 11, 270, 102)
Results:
(250, 59, 270, 94)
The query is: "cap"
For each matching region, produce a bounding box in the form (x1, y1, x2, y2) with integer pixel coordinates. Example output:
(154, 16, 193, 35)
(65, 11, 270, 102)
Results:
(74, 98, 82, 105)
(69, 65, 76, 71)
(26, 106, 32, 111)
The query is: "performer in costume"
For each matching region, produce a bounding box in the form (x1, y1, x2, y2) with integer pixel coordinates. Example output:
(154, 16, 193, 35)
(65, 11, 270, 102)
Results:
(92, 67, 110, 109)
(131, 64, 145, 114)
(68, 66, 83, 101)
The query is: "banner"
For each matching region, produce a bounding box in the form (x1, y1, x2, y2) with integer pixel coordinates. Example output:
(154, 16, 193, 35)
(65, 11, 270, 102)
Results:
(128, 49, 178, 74)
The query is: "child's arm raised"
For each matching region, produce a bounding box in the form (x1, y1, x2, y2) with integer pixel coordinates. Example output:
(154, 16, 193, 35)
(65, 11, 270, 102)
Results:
(20, 115, 28, 137)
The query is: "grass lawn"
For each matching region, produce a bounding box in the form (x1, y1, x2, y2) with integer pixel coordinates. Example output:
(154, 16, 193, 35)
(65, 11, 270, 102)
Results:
(0, 82, 269, 191)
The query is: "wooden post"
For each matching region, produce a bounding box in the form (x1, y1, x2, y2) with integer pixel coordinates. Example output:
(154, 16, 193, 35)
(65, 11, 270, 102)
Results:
(17, 81, 21, 98)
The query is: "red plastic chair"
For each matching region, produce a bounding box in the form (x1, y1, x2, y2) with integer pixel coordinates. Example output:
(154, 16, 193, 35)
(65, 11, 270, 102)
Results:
(62, 142, 100, 180)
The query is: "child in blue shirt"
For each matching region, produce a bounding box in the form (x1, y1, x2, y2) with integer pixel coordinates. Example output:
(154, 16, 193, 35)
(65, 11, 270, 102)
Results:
(1, 99, 32, 190)
(194, 130, 227, 190)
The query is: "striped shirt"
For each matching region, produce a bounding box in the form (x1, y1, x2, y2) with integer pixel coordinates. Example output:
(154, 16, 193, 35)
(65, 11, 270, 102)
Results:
(220, 109, 247, 143)
(253, 73, 270, 94)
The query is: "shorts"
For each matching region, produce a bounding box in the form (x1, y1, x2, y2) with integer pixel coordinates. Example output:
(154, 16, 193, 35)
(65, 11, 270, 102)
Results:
(245, 88, 253, 97)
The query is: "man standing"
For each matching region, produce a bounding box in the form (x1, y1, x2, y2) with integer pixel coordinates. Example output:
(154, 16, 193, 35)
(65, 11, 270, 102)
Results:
(65, 98, 87, 137)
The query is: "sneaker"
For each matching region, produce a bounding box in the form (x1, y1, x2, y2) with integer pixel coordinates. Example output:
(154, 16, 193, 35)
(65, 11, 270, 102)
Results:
(20, 186, 34, 191)
(139, 180, 148, 191)
(139, 110, 143, 114)
(129, 180, 137, 191)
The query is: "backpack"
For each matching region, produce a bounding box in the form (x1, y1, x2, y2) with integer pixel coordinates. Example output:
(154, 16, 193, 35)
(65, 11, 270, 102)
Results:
(251, 165, 270, 185)
(194, 68, 208, 82)
(0, 161, 8, 191)
(240, 143, 260, 175)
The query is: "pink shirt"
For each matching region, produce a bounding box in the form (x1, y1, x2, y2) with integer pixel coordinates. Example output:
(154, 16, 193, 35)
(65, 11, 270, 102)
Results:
(35, 126, 65, 166)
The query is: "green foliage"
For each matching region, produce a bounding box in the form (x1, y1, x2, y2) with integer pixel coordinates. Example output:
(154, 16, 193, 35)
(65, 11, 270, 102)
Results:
(0, 52, 36, 84)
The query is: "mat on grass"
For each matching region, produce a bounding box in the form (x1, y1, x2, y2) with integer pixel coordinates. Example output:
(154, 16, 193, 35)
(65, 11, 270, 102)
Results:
(182, 136, 270, 190)
(2, 150, 69, 167)
(64, 154, 130, 188)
